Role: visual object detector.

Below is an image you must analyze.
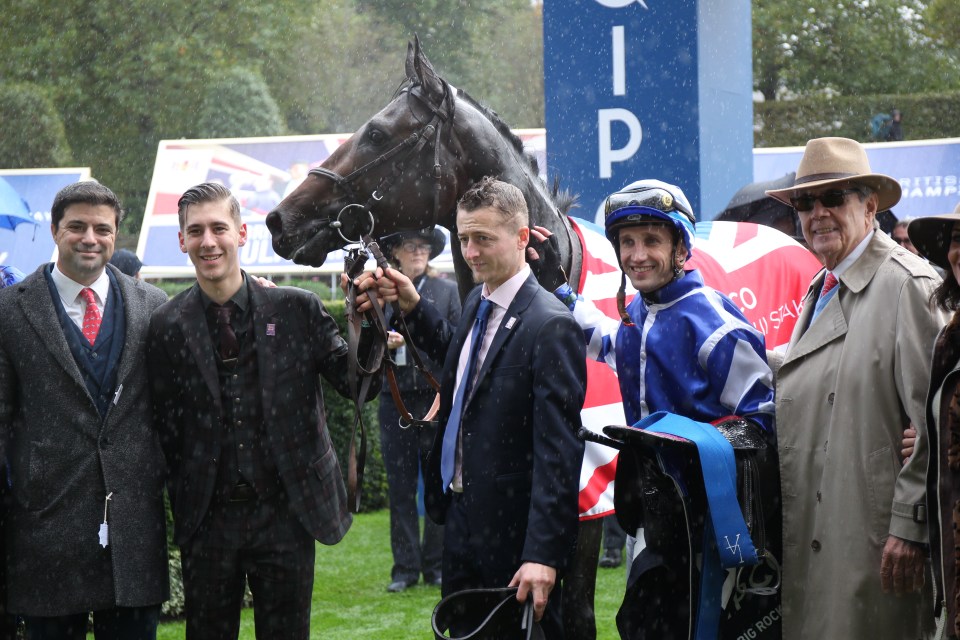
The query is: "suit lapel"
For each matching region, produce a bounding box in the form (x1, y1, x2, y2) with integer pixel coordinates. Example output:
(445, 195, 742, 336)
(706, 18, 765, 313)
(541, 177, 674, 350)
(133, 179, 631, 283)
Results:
(782, 272, 848, 366)
(111, 266, 145, 388)
(180, 285, 221, 405)
(249, 279, 277, 421)
(18, 268, 88, 393)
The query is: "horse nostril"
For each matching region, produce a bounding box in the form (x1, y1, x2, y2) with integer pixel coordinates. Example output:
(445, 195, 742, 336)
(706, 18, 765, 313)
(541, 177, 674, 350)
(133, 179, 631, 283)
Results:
(265, 210, 283, 236)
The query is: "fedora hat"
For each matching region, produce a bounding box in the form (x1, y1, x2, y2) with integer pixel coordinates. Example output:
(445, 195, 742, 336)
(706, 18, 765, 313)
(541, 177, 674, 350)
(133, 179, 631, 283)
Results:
(380, 227, 446, 261)
(766, 137, 902, 212)
(907, 202, 960, 271)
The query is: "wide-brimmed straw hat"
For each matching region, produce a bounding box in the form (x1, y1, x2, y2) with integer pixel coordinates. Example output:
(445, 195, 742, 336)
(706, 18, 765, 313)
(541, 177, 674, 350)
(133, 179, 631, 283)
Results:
(379, 227, 446, 261)
(907, 202, 960, 271)
(766, 137, 902, 212)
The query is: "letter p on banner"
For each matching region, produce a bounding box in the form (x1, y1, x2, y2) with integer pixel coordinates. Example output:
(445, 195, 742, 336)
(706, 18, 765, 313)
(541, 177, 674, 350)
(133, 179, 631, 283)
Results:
(598, 108, 642, 179)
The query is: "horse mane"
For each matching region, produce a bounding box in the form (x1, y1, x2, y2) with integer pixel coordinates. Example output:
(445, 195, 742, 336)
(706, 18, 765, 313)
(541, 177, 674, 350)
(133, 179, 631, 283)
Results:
(403, 80, 574, 214)
(551, 179, 579, 216)
(456, 89, 528, 160)
(455, 88, 581, 213)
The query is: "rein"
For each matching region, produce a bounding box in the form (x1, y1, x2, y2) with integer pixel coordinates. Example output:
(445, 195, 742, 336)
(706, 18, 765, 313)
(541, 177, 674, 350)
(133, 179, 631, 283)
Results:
(342, 235, 442, 513)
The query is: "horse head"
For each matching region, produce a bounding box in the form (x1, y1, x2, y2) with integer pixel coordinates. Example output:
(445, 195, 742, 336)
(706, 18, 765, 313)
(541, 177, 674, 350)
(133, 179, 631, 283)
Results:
(266, 37, 468, 267)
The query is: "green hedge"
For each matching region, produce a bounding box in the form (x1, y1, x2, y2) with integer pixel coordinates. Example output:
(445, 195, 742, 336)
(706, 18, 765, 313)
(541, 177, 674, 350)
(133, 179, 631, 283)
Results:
(754, 90, 960, 147)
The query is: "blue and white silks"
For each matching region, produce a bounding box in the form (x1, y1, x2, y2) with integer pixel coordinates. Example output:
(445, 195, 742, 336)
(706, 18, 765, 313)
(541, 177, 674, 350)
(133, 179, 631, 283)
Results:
(555, 269, 775, 432)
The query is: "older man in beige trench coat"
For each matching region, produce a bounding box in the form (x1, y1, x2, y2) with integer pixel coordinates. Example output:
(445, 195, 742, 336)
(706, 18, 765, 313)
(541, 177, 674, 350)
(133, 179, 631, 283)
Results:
(766, 137, 948, 639)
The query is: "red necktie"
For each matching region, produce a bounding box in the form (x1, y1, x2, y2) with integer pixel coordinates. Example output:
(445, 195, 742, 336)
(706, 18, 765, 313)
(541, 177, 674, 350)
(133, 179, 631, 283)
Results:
(80, 288, 102, 346)
(820, 272, 839, 299)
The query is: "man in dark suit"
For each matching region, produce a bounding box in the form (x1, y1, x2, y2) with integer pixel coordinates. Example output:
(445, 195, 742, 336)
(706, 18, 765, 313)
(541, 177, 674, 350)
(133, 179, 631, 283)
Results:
(0, 181, 169, 639)
(147, 182, 371, 639)
(359, 177, 586, 638)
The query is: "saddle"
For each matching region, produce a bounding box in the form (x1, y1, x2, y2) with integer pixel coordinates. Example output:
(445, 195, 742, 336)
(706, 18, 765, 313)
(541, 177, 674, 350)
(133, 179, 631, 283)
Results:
(432, 587, 544, 640)
(596, 412, 782, 640)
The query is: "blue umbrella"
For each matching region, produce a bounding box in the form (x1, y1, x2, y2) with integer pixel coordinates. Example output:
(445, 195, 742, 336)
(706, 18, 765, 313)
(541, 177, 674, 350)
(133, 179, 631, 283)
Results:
(0, 177, 37, 231)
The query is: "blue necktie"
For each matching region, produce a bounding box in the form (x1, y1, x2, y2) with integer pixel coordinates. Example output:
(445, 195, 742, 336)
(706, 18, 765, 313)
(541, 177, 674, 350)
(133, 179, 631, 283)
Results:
(441, 298, 494, 492)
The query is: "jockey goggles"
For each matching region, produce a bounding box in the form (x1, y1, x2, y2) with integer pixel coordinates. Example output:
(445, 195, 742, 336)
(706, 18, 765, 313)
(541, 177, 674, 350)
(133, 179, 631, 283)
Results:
(604, 182, 696, 260)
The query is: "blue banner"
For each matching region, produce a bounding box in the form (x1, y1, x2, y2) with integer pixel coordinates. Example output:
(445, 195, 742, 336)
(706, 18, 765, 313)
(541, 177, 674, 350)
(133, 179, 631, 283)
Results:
(543, 0, 753, 223)
(754, 138, 960, 218)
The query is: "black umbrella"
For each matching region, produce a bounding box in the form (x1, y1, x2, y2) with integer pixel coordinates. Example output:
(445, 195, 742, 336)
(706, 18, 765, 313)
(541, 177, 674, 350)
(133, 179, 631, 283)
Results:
(715, 173, 800, 240)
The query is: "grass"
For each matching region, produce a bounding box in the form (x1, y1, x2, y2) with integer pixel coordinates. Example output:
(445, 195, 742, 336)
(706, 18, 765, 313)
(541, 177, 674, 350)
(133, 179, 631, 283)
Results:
(153, 509, 626, 639)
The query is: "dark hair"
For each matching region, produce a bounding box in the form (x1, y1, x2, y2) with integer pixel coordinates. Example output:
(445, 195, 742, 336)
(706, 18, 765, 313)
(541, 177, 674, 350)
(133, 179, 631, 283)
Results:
(458, 176, 528, 230)
(177, 182, 241, 230)
(51, 181, 123, 230)
(933, 270, 960, 311)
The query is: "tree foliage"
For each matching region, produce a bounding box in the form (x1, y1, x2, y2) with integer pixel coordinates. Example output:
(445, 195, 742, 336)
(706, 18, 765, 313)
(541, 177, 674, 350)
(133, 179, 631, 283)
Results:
(196, 67, 285, 139)
(2, 0, 958, 234)
(0, 0, 306, 231)
(0, 83, 72, 167)
(925, 0, 960, 51)
(753, 0, 960, 100)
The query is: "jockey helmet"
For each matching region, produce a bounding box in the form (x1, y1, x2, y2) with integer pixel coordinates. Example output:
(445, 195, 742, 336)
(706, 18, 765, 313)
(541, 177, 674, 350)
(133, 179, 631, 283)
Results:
(604, 180, 696, 260)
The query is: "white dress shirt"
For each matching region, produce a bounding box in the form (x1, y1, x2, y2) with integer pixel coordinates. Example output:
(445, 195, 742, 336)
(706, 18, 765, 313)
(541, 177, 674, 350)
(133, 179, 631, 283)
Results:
(50, 265, 111, 331)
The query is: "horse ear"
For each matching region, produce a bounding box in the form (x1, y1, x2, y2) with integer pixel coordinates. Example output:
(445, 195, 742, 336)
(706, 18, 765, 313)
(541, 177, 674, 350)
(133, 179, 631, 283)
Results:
(411, 35, 445, 103)
(405, 39, 417, 81)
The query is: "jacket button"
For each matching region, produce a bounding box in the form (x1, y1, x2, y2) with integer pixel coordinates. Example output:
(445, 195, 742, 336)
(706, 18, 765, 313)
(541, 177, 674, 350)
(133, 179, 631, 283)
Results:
(811, 539, 821, 551)
(827, 393, 835, 404)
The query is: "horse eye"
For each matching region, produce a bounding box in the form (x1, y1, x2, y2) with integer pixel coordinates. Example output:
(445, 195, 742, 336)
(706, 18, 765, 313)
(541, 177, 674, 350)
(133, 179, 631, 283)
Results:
(367, 129, 386, 146)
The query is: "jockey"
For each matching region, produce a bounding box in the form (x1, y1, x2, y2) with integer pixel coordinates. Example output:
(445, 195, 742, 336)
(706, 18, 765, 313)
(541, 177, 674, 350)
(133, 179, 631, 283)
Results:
(532, 179, 775, 432)
(530, 179, 778, 639)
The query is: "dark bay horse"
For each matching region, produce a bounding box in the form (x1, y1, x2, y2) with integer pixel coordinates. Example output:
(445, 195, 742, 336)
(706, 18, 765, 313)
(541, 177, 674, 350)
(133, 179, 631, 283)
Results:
(267, 37, 798, 640)
(266, 38, 582, 301)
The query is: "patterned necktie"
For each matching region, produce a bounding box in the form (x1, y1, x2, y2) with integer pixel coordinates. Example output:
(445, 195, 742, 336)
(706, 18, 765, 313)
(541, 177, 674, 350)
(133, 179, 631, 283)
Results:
(214, 302, 239, 361)
(820, 272, 839, 298)
(80, 288, 102, 346)
(441, 298, 494, 492)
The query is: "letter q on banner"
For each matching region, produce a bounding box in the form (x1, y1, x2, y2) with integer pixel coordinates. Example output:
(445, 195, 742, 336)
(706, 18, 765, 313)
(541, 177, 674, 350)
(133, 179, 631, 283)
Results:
(595, 0, 649, 8)
(598, 108, 643, 178)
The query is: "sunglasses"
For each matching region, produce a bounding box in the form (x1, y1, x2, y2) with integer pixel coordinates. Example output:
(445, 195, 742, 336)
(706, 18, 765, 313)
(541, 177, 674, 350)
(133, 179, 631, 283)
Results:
(892, 236, 914, 246)
(790, 189, 863, 212)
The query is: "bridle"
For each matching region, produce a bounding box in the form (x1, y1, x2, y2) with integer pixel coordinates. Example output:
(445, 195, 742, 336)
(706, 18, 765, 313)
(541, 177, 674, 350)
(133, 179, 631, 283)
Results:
(329, 80, 456, 513)
(307, 79, 457, 245)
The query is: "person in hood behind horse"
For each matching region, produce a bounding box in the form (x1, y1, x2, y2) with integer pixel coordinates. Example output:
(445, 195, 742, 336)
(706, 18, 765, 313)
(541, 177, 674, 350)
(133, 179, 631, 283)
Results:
(377, 228, 461, 593)
(764, 137, 946, 639)
(528, 179, 776, 638)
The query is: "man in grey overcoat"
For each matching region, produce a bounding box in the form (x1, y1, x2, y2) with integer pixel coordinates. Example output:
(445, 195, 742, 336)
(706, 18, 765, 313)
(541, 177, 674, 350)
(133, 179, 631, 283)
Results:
(766, 137, 948, 639)
(0, 181, 169, 639)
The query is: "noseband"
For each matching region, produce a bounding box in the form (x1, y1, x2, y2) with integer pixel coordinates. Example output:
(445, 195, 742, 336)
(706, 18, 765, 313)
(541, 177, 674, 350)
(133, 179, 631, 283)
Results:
(308, 81, 456, 245)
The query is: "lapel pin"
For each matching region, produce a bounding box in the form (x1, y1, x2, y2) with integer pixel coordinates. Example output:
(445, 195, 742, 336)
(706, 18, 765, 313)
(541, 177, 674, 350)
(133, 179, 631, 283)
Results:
(504, 317, 516, 330)
(266, 323, 276, 336)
